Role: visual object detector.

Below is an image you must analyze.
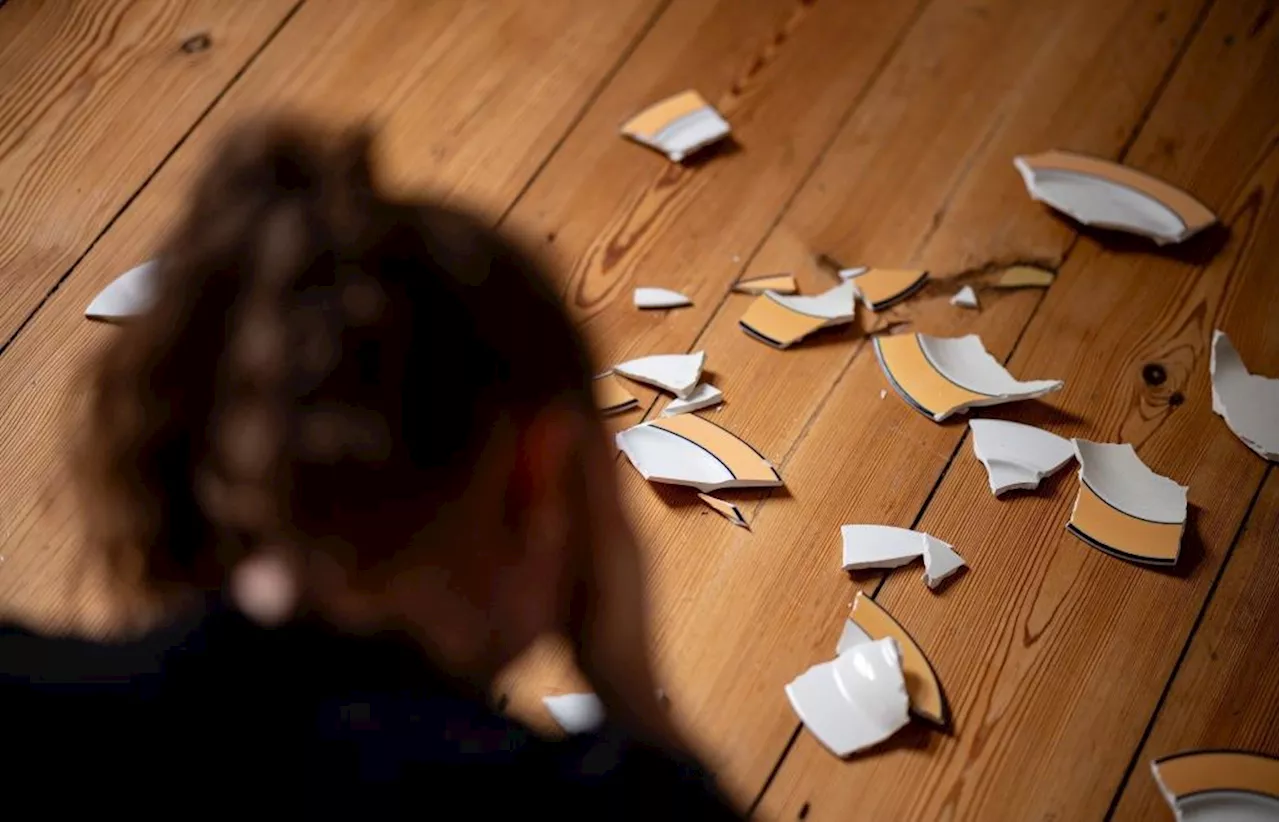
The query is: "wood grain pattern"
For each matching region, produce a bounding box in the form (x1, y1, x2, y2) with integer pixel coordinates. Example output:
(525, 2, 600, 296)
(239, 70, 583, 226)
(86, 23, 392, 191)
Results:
(0, 0, 298, 346)
(1109, 470, 1278, 821)
(759, 1, 1278, 816)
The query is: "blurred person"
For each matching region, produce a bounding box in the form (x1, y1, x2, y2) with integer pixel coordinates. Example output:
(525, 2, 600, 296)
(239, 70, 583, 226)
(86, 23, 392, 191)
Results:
(0, 119, 738, 818)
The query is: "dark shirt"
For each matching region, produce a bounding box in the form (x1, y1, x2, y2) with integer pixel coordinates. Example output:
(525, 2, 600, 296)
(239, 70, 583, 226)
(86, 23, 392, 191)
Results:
(1, 600, 737, 818)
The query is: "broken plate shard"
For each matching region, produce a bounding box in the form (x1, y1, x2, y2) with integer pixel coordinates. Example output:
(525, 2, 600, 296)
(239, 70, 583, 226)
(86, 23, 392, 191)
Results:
(697, 492, 748, 528)
(993, 266, 1055, 289)
(1014, 150, 1216, 245)
(661, 383, 723, 416)
(1152, 750, 1278, 822)
(616, 413, 780, 493)
(839, 267, 929, 311)
(733, 273, 798, 295)
(845, 591, 948, 727)
(739, 280, 856, 349)
(613, 351, 705, 399)
(874, 333, 1063, 422)
(543, 692, 606, 734)
(620, 90, 730, 163)
(950, 285, 979, 309)
(785, 636, 910, 758)
(1068, 440, 1188, 566)
(1210, 330, 1278, 461)
(969, 419, 1075, 496)
(592, 372, 639, 416)
(634, 287, 693, 309)
(840, 525, 966, 589)
(85, 260, 157, 321)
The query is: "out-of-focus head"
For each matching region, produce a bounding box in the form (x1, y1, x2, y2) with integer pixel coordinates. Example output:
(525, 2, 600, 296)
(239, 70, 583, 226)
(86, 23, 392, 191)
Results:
(80, 118, 597, 673)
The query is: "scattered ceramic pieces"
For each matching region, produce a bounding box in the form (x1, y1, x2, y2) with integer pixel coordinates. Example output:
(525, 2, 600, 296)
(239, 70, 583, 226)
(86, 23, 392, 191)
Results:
(592, 372, 639, 416)
(969, 419, 1075, 496)
(839, 267, 929, 311)
(843, 591, 948, 726)
(1210, 331, 1278, 461)
(784, 637, 910, 758)
(620, 90, 731, 163)
(739, 280, 856, 349)
(733, 273, 798, 295)
(616, 413, 781, 492)
(950, 285, 979, 309)
(993, 266, 1055, 289)
(697, 492, 748, 528)
(1152, 750, 1278, 822)
(85, 260, 157, 321)
(661, 383, 723, 416)
(1014, 150, 1216, 245)
(1068, 440, 1187, 566)
(543, 692, 606, 734)
(634, 287, 693, 309)
(614, 351, 705, 399)
(874, 333, 1063, 422)
(840, 525, 966, 589)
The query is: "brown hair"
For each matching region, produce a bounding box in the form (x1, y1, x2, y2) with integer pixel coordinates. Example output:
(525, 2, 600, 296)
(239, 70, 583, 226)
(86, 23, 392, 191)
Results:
(78, 118, 592, 597)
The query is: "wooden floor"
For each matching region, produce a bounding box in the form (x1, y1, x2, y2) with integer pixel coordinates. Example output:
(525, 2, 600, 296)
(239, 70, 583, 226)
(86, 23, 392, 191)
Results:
(1, 0, 1275, 817)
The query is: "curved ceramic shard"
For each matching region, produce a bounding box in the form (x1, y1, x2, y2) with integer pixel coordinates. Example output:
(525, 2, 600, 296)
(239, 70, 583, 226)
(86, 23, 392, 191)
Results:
(920, 535, 966, 589)
(950, 285, 979, 309)
(85, 260, 157, 321)
(592, 372, 639, 416)
(1152, 750, 1278, 822)
(969, 419, 1075, 495)
(840, 267, 929, 311)
(1014, 150, 1216, 245)
(840, 525, 966, 589)
(697, 492, 748, 528)
(661, 383, 723, 416)
(1068, 440, 1187, 566)
(738, 280, 856, 349)
(785, 637, 910, 758)
(847, 591, 948, 727)
(634, 287, 693, 309)
(874, 333, 1063, 422)
(543, 692, 605, 734)
(835, 618, 874, 656)
(733, 273, 798, 295)
(615, 414, 781, 493)
(994, 266, 1055, 289)
(620, 90, 730, 163)
(613, 351, 705, 398)
(1210, 331, 1278, 461)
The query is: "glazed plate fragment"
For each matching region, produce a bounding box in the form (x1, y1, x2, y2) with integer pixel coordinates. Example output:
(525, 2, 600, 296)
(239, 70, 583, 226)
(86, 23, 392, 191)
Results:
(840, 525, 966, 589)
(621, 90, 730, 163)
(1152, 750, 1278, 822)
(739, 280, 856, 349)
(1014, 150, 1216, 245)
(634, 287, 693, 309)
(950, 285, 979, 309)
(614, 351, 705, 399)
(1068, 440, 1187, 566)
(994, 266, 1055, 289)
(592, 373, 639, 415)
(874, 333, 1063, 421)
(661, 383, 723, 416)
(733, 273, 798, 295)
(543, 693, 606, 734)
(969, 419, 1075, 495)
(784, 637, 910, 757)
(839, 267, 929, 311)
(85, 260, 157, 320)
(697, 493, 748, 528)
(616, 413, 781, 492)
(1210, 330, 1278, 461)
(841, 591, 948, 726)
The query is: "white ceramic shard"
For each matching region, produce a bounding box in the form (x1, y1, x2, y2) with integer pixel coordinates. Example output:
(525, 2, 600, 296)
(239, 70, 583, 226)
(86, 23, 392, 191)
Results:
(920, 536, 967, 588)
(738, 280, 857, 348)
(634, 287, 693, 309)
(840, 525, 967, 589)
(1068, 440, 1188, 566)
(785, 637, 910, 758)
(661, 383, 723, 416)
(621, 90, 731, 163)
(950, 285, 979, 309)
(697, 492, 748, 528)
(839, 267, 929, 311)
(969, 419, 1075, 495)
(875, 333, 1063, 421)
(85, 260, 157, 320)
(613, 351, 705, 398)
(543, 692, 606, 734)
(1210, 330, 1278, 461)
(1014, 150, 1216, 245)
(1152, 750, 1279, 822)
(615, 414, 781, 493)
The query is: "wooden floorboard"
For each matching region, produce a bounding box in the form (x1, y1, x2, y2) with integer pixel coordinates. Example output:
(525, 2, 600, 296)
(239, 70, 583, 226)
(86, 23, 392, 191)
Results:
(0, 0, 298, 346)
